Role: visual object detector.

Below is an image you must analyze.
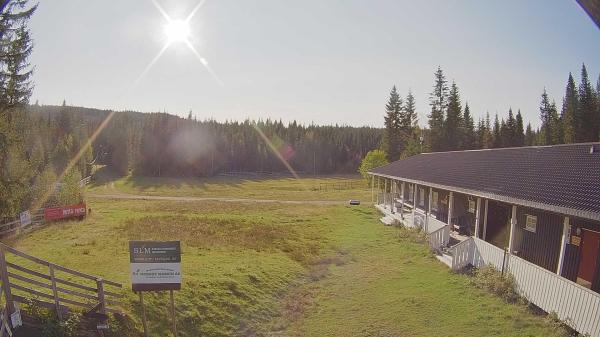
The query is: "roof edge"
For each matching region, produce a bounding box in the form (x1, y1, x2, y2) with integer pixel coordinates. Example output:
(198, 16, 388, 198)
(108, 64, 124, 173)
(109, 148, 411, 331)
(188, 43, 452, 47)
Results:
(369, 172, 600, 222)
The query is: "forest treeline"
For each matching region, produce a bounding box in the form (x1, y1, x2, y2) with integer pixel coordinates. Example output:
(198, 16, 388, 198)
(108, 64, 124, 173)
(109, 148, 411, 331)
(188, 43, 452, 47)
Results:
(381, 65, 600, 161)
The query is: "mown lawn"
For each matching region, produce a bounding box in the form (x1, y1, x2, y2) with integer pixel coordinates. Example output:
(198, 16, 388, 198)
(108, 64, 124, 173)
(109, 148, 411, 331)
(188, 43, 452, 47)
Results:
(87, 171, 371, 201)
(3, 178, 568, 336)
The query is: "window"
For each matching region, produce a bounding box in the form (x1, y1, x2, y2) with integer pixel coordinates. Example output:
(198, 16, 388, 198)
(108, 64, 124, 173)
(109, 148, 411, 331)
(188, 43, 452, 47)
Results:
(419, 188, 425, 207)
(432, 191, 439, 211)
(525, 215, 537, 233)
(408, 185, 414, 201)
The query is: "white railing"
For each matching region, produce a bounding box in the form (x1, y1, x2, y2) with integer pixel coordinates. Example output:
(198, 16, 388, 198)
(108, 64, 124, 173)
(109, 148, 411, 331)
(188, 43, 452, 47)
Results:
(428, 225, 450, 251)
(459, 237, 600, 337)
(450, 238, 474, 270)
(472, 237, 506, 270)
(507, 255, 600, 337)
(427, 217, 447, 233)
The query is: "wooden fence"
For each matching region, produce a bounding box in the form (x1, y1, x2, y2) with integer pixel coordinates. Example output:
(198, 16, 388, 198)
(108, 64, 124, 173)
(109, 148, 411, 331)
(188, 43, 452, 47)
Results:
(0, 243, 124, 332)
(0, 210, 44, 238)
(454, 237, 600, 337)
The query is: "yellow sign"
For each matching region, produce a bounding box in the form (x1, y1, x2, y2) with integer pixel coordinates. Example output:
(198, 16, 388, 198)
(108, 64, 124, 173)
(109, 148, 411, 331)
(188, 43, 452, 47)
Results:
(571, 236, 581, 246)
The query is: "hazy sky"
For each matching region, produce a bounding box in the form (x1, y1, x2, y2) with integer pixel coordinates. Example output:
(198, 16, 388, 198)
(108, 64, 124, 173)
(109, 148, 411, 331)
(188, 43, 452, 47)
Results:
(29, 0, 600, 128)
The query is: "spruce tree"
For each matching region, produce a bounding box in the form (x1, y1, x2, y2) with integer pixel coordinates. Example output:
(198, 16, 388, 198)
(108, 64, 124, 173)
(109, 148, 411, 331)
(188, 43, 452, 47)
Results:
(382, 86, 402, 161)
(444, 81, 463, 150)
(515, 110, 525, 146)
(0, 0, 37, 218)
(492, 114, 501, 148)
(578, 64, 598, 142)
(561, 73, 578, 144)
(399, 90, 417, 157)
(462, 103, 475, 149)
(525, 123, 535, 146)
(428, 66, 448, 152)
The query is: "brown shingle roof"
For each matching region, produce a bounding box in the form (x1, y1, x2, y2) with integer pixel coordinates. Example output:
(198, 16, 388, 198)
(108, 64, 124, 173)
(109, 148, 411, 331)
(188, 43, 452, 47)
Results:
(370, 143, 600, 221)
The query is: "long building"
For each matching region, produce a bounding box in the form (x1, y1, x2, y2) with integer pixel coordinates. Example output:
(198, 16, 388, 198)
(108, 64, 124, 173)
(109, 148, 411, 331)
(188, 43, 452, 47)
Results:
(369, 143, 600, 337)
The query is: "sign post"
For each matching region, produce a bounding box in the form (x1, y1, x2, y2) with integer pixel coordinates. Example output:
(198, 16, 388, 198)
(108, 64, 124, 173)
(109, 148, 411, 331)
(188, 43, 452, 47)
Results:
(129, 241, 181, 337)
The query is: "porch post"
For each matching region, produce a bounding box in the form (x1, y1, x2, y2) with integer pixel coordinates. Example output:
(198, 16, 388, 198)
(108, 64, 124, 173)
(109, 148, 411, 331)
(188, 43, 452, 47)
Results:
(412, 184, 417, 227)
(371, 175, 374, 204)
(508, 205, 517, 253)
(474, 197, 482, 238)
(427, 187, 433, 233)
(384, 179, 388, 209)
(447, 192, 454, 226)
(400, 181, 405, 212)
(377, 177, 380, 204)
(557, 217, 570, 275)
(390, 180, 395, 214)
(483, 199, 489, 240)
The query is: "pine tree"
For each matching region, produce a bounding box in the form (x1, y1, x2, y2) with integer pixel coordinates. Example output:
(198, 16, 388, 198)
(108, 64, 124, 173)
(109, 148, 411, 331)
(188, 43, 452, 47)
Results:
(428, 66, 448, 152)
(382, 86, 402, 161)
(525, 123, 535, 146)
(578, 64, 598, 142)
(515, 110, 525, 146)
(561, 73, 578, 144)
(0, 0, 37, 218)
(399, 90, 418, 157)
(539, 89, 561, 145)
(444, 81, 463, 150)
(492, 114, 501, 148)
(483, 112, 493, 148)
(462, 103, 475, 149)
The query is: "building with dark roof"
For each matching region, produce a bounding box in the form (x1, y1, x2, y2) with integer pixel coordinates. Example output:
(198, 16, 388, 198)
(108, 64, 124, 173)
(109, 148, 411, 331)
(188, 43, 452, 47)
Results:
(369, 143, 600, 337)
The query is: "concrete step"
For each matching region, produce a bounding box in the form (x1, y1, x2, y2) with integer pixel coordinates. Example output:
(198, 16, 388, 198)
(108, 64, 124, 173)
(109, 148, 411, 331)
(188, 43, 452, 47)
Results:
(435, 253, 453, 268)
(380, 215, 395, 226)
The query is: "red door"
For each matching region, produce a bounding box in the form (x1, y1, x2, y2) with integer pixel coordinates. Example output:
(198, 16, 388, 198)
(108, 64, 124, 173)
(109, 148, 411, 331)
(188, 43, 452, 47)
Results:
(578, 230, 600, 283)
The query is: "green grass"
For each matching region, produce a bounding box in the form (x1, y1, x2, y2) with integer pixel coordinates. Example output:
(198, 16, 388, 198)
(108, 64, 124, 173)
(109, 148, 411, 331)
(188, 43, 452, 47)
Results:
(3, 177, 569, 337)
(87, 170, 371, 201)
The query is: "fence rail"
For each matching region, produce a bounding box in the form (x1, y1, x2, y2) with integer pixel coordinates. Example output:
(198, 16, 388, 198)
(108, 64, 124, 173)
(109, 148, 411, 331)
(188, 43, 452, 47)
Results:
(0, 243, 123, 331)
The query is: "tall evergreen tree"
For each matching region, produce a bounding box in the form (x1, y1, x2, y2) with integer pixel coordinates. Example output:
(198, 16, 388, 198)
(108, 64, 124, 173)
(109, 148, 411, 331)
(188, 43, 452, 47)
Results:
(525, 123, 535, 146)
(428, 66, 448, 152)
(561, 73, 578, 144)
(578, 64, 598, 142)
(462, 103, 475, 149)
(399, 90, 418, 157)
(382, 86, 402, 161)
(539, 89, 561, 145)
(515, 110, 525, 146)
(492, 114, 501, 148)
(0, 0, 37, 218)
(444, 81, 463, 150)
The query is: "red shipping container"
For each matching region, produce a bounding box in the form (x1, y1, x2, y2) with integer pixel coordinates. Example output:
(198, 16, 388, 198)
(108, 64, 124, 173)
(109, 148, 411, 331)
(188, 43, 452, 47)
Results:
(44, 203, 87, 221)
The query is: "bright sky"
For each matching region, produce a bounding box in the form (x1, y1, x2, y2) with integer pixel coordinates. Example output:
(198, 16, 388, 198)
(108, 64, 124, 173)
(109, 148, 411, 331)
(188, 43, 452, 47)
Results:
(29, 0, 600, 128)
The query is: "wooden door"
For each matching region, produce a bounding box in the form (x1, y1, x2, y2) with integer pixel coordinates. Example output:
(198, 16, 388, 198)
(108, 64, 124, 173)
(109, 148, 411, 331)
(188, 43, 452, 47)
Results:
(578, 229, 600, 282)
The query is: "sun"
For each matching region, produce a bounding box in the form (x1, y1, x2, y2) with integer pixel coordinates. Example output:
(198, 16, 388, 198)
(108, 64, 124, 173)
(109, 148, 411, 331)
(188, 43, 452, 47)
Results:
(164, 19, 190, 43)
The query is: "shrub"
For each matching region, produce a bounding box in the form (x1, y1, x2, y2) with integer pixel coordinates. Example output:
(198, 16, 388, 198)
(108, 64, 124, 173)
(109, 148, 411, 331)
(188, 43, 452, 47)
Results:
(470, 264, 520, 303)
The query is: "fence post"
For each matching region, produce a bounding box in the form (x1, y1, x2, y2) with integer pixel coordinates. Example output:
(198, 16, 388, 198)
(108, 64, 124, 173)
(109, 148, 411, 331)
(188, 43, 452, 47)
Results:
(96, 278, 106, 316)
(48, 264, 62, 321)
(0, 247, 15, 321)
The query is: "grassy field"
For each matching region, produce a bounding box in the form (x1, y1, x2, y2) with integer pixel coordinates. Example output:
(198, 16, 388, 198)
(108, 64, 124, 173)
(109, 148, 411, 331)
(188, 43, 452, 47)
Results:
(87, 170, 371, 201)
(3, 177, 569, 336)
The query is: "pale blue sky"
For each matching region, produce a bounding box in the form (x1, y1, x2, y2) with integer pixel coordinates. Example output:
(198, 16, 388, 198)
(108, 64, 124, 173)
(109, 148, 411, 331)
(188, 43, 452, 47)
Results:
(29, 0, 600, 128)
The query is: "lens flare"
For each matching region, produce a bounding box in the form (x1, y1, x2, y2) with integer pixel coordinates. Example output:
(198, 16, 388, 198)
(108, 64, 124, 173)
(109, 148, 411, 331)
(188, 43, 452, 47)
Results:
(164, 19, 190, 43)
